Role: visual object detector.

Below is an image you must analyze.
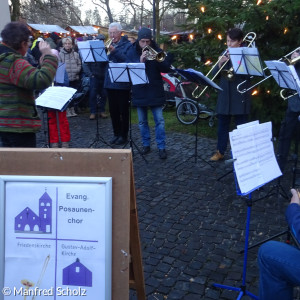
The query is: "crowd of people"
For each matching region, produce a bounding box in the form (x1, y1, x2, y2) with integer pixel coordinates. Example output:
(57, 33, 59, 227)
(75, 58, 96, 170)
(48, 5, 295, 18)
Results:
(0, 21, 172, 158)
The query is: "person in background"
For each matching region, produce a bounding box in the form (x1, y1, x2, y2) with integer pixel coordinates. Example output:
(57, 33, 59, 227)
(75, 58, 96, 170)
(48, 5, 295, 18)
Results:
(104, 22, 132, 146)
(82, 34, 108, 120)
(0, 22, 58, 147)
(59, 37, 82, 117)
(45, 32, 61, 50)
(210, 28, 251, 161)
(276, 49, 300, 173)
(43, 49, 71, 148)
(258, 188, 300, 300)
(125, 27, 172, 159)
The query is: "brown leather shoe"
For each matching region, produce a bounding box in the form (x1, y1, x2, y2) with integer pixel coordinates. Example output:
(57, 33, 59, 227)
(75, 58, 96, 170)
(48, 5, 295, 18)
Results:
(210, 150, 224, 161)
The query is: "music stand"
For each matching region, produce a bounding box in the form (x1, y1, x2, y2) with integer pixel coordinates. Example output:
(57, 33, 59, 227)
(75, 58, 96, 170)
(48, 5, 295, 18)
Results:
(108, 62, 149, 162)
(78, 40, 110, 148)
(173, 68, 222, 165)
(213, 121, 282, 299)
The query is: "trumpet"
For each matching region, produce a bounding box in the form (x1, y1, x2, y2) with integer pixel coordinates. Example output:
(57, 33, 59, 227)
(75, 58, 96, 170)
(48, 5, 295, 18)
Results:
(105, 38, 113, 55)
(142, 45, 166, 62)
(192, 32, 257, 98)
(237, 47, 300, 94)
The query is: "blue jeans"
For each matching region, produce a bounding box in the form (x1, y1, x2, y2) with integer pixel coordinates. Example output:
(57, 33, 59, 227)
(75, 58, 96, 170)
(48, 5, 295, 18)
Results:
(89, 76, 106, 114)
(217, 114, 248, 154)
(137, 106, 166, 149)
(258, 241, 300, 300)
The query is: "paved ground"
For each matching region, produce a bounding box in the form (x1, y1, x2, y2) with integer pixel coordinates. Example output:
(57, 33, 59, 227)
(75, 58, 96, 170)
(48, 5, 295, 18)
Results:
(36, 111, 296, 300)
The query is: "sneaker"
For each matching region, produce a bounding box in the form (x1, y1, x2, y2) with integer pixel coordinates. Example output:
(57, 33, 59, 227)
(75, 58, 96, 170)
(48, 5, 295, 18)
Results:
(99, 112, 108, 119)
(70, 107, 77, 117)
(66, 108, 72, 117)
(210, 150, 224, 161)
(158, 149, 167, 159)
(89, 113, 96, 120)
(50, 143, 59, 148)
(115, 136, 127, 145)
(61, 142, 69, 148)
(141, 146, 150, 155)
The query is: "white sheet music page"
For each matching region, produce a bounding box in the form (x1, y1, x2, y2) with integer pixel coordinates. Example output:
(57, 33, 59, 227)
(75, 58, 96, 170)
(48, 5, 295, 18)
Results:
(108, 63, 129, 82)
(229, 121, 282, 194)
(128, 63, 149, 85)
(36, 86, 77, 110)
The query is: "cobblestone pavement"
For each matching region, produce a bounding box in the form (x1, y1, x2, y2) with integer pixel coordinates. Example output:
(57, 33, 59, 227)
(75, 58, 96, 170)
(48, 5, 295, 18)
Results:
(36, 112, 295, 300)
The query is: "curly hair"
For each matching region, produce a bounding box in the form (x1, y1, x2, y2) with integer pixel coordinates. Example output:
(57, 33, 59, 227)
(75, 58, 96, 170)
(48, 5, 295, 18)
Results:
(1, 22, 31, 51)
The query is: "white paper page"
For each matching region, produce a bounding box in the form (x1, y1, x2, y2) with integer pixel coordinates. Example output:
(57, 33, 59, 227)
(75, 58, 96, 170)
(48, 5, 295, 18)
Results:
(230, 121, 282, 194)
(108, 63, 129, 83)
(264, 60, 296, 90)
(228, 47, 263, 76)
(77, 41, 94, 62)
(237, 120, 259, 129)
(288, 65, 300, 94)
(54, 62, 66, 84)
(128, 63, 149, 85)
(36, 86, 77, 110)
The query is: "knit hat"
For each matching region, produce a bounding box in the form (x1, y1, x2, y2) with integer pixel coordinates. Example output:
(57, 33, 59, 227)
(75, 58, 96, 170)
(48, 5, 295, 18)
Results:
(50, 32, 60, 42)
(138, 27, 152, 40)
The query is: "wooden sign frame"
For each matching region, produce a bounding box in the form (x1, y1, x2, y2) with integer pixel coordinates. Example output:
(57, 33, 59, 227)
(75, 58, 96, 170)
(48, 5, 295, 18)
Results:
(0, 148, 145, 300)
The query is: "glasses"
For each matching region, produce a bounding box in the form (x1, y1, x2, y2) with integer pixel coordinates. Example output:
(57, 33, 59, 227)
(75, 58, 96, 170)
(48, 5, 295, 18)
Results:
(108, 31, 120, 35)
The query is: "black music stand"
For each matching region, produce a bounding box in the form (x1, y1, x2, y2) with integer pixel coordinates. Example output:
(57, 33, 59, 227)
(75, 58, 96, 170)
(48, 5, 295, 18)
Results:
(174, 68, 221, 165)
(108, 62, 149, 162)
(78, 40, 110, 148)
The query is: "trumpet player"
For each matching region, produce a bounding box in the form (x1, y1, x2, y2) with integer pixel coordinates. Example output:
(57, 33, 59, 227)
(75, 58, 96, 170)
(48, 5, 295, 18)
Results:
(104, 22, 132, 145)
(125, 27, 173, 159)
(210, 28, 251, 161)
(276, 48, 300, 172)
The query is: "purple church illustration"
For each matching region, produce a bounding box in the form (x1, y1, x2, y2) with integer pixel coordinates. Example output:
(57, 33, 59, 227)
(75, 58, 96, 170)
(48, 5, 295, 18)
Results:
(63, 258, 92, 287)
(14, 191, 52, 233)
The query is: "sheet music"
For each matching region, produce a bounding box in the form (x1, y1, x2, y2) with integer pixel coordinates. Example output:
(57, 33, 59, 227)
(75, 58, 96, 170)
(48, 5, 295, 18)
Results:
(228, 47, 264, 76)
(264, 60, 296, 90)
(229, 121, 282, 194)
(108, 63, 129, 82)
(128, 63, 149, 85)
(54, 62, 66, 84)
(77, 41, 95, 62)
(108, 63, 148, 85)
(36, 86, 77, 111)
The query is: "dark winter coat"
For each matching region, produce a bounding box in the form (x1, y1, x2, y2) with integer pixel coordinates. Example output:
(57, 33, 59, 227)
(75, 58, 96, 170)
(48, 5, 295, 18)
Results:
(287, 64, 300, 113)
(104, 36, 132, 90)
(213, 58, 251, 115)
(125, 41, 173, 107)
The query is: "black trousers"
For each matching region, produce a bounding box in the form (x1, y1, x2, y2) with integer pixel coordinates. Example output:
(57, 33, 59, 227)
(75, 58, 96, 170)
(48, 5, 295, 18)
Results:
(0, 132, 36, 147)
(277, 109, 300, 171)
(107, 89, 130, 139)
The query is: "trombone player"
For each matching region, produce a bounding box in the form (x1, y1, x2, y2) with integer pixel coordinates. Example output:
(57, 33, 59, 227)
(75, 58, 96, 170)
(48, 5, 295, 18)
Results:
(210, 28, 252, 161)
(276, 48, 300, 172)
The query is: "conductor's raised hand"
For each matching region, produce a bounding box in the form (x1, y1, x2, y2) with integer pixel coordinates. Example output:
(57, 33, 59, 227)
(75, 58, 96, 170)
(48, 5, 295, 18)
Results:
(290, 189, 300, 205)
(38, 41, 53, 56)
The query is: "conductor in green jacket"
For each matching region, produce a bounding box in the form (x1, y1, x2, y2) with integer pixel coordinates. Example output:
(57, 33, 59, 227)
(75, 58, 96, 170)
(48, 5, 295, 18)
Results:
(0, 22, 58, 147)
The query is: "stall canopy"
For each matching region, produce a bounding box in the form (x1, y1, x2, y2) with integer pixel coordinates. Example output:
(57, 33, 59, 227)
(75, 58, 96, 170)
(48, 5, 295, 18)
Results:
(67, 26, 98, 35)
(28, 24, 69, 34)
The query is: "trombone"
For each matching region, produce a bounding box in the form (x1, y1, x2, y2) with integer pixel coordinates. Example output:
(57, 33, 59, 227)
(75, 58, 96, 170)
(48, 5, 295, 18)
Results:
(192, 31, 257, 98)
(237, 47, 300, 94)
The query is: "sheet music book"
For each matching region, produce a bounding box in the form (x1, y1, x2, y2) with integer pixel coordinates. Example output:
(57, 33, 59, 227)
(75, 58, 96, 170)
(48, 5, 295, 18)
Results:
(77, 40, 108, 62)
(108, 63, 149, 85)
(229, 121, 282, 195)
(228, 47, 264, 77)
(36, 86, 77, 111)
(264, 60, 300, 95)
(175, 68, 222, 91)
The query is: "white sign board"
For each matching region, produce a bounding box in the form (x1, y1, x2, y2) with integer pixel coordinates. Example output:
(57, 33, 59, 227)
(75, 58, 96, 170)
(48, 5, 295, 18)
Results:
(0, 175, 112, 300)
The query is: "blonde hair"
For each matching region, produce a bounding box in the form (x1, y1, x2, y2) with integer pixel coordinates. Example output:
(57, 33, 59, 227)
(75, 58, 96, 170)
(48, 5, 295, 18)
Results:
(62, 37, 72, 45)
